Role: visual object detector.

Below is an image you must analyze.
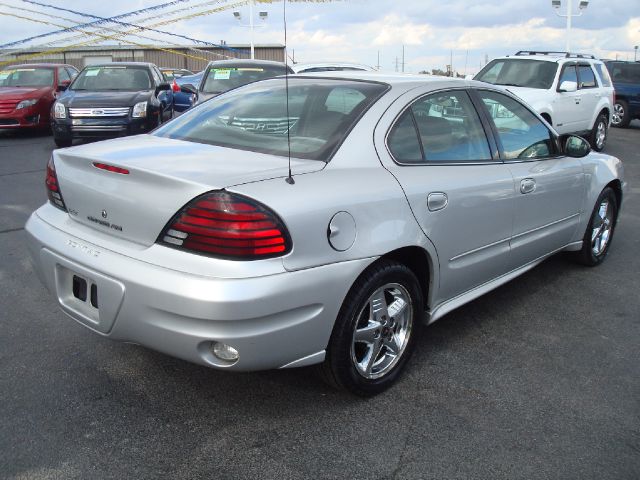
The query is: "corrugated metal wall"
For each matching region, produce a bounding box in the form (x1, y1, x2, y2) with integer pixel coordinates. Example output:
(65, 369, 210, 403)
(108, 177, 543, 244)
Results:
(1, 46, 284, 72)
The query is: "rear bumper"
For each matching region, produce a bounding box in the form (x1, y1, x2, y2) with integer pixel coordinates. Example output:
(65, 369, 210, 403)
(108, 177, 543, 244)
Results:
(25, 207, 373, 371)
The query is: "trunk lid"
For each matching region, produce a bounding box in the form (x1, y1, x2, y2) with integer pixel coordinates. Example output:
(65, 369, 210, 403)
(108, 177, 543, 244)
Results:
(54, 134, 324, 246)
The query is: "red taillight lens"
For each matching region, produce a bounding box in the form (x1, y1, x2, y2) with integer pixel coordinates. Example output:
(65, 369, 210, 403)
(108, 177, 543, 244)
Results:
(172, 80, 180, 93)
(45, 156, 67, 211)
(158, 191, 292, 260)
(93, 162, 130, 175)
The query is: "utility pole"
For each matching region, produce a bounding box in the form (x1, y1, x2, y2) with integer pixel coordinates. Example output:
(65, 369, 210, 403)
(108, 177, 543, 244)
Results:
(450, 50, 453, 77)
(402, 45, 405, 73)
(395, 57, 399, 72)
(376, 50, 380, 70)
(463, 49, 468, 76)
(635, 46, 638, 61)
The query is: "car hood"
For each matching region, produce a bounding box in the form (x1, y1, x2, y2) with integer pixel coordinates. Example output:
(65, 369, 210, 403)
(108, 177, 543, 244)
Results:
(53, 134, 326, 246)
(0, 86, 51, 100)
(59, 90, 152, 107)
(501, 86, 550, 105)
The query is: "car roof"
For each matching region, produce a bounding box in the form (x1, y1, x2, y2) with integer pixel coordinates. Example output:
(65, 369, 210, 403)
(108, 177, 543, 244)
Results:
(291, 62, 375, 72)
(292, 70, 470, 87)
(205, 59, 289, 68)
(492, 53, 601, 64)
(3, 63, 74, 69)
(81, 62, 155, 69)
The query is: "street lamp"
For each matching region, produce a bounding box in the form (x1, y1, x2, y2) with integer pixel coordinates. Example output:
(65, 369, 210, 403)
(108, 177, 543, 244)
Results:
(233, 1, 268, 60)
(551, 0, 589, 52)
(635, 46, 638, 62)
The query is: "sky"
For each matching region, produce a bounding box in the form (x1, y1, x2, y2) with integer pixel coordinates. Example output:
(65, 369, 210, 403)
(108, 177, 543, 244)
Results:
(0, 0, 638, 74)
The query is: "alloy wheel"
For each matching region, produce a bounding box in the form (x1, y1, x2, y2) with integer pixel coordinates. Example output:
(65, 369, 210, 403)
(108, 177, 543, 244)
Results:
(591, 199, 613, 256)
(595, 120, 607, 150)
(612, 103, 624, 126)
(350, 283, 413, 379)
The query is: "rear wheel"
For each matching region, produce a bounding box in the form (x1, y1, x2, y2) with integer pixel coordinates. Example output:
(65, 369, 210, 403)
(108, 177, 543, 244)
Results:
(574, 187, 618, 266)
(589, 113, 608, 152)
(612, 100, 631, 128)
(319, 260, 422, 396)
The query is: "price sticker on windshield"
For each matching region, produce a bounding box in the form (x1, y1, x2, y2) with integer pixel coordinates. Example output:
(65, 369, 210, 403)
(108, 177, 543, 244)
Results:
(0, 70, 14, 79)
(85, 68, 100, 77)
(213, 69, 231, 80)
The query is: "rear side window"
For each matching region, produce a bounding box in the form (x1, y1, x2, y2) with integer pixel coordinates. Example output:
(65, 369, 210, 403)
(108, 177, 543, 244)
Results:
(478, 90, 554, 161)
(594, 63, 612, 87)
(577, 65, 597, 89)
(387, 111, 422, 163)
(57, 67, 71, 83)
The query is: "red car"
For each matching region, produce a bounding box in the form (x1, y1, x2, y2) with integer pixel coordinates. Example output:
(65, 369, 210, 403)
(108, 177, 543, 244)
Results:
(0, 63, 78, 130)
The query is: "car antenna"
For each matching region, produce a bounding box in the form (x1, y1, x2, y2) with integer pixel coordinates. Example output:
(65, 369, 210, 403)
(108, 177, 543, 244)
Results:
(283, 0, 294, 185)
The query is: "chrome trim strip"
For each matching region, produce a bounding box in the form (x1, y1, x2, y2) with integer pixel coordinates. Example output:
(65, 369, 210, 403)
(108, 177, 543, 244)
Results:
(71, 125, 127, 131)
(69, 107, 130, 117)
(449, 236, 511, 262)
(511, 213, 580, 241)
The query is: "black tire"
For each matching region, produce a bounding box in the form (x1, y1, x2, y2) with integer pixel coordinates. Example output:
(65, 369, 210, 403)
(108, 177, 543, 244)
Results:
(319, 259, 423, 396)
(574, 187, 618, 266)
(612, 99, 631, 128)
(53, 137, 72, 148)
(589, 113, 608, 152)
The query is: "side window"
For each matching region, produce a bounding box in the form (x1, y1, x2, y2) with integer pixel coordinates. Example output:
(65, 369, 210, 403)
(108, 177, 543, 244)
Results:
(57, 67, 71, 83)
(594, 63, 612, 88)
(387, 111, 422, 163)
(478, 90, 555, 160)
(577, 65, 597, 89)
(66, 67, 78, 80)
(150, 67, 163, 86)
(558, 64, 577, 86)
(410, 91, 491, 162)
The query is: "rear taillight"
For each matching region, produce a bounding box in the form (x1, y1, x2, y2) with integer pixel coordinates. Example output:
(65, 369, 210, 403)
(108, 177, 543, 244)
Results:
(158, 191, 292, 260)
(45, 156, 67, 211)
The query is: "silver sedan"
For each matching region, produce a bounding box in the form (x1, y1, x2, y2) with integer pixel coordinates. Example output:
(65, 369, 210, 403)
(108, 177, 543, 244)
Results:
(26, 73, 625, 395)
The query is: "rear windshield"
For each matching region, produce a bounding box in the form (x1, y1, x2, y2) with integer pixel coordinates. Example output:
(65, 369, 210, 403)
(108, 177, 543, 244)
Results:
(154, 78, 388, 161)
(606, 62, 640, 83)
(475, 59, 558, 89)
(0, 67, 54, 87)
(201, 65, 288, 94)
(70, 66, 152, 91)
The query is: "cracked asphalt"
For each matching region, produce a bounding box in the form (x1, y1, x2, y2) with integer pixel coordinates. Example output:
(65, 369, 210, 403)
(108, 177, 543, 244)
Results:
(1, 123, 639, 480)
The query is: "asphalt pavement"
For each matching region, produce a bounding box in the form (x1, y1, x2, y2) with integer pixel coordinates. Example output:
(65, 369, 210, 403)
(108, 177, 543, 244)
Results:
(1, 124, 639, 480)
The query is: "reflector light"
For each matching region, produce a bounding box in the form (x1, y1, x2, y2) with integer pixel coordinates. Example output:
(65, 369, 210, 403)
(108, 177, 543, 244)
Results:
(158, 191, 292, 260)
(93, 162, 130, 175)
(45, 156, 67, 211)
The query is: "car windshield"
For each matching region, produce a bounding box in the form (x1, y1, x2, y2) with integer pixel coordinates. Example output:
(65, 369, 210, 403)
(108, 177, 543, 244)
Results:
(201, 65, 288, 93)
(154, 78, 388, 161)
(0, 67, 54, 87)
(70, 66, 152, 91)
(475, 59, 558, 89)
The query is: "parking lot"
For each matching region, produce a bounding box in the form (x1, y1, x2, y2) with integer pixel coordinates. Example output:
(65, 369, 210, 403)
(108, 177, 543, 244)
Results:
(1, 124, 639, 479)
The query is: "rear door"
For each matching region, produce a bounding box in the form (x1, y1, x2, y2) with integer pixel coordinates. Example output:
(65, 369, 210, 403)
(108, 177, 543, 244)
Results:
(576, 63, 600, 128)
(376, 88, 515, 303)
(474, 89, 585, 269)
(554, 62, 589, 133)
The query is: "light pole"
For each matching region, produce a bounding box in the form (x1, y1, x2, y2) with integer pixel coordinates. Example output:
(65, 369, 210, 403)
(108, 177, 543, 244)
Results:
(635, 46, 638, 62)
(233, 1, 268, 60)
(551, 0, 589, 52)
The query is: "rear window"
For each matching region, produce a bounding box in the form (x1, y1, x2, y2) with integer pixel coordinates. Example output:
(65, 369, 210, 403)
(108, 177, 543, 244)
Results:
(0, 67, 54, 87)
(154, 78, 388, 161)
(201, 65, 288, 94)
(70, 66, 152, 91)
(475, 59, 558, 89)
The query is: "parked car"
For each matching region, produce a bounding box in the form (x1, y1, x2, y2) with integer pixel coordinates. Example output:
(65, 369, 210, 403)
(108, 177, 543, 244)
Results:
(0, 63, 78, 131)
(51, 62, 173, 148)
(173, 70, 204, 113)
(26, 73, 625, 395)
(474, 51, 614, 151)
(180, 59, 293, 105)
(160, 67, 194, 81)
(291, 62, 375, 73)
(603, 60, 640, 128)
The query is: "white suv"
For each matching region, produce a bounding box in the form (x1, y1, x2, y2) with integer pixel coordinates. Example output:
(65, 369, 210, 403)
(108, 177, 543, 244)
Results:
(474, 51, 614, 151)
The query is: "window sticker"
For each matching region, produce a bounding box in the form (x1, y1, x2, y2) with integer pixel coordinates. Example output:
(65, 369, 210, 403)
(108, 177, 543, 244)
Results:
(84, 68, 100, 77)
(213, 69, 231, 80)
(0, 70, 14, 79)
(16, 68, 35, 72)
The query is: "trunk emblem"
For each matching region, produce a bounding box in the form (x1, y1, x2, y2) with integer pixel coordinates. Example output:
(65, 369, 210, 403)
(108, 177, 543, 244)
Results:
(102, 210, 108, 219)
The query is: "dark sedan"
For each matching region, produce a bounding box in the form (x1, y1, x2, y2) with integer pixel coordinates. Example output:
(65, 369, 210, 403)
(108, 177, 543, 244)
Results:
(51, 62, 172, 147)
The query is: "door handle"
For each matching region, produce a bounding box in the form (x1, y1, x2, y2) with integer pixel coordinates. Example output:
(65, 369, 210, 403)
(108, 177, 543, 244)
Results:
(520, 178, 536, 194)
(427, 192, 448, 211)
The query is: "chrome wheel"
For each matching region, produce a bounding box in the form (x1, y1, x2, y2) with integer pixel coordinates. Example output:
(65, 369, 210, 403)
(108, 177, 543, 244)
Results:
(591, 199, 613, 256)
(351, 283, 413, 379)
(595, 120, 607, 150)
(612, 103, 624, 126)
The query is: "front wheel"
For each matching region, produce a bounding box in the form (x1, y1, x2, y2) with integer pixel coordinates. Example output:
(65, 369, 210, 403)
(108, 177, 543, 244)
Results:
(589, 113, 608, 152)
(319, 260, 423, 396)
(612, 100, 631, 128)
(574, 187, 618, 266)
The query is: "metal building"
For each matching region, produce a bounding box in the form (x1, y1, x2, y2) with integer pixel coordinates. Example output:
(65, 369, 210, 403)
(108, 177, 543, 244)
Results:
(0, 44, 286, 72)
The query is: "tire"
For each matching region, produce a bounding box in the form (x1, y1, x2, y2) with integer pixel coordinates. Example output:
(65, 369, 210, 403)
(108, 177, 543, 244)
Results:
(589, 113, 608, 152)
(574, 187, 618, 266)
(319, 260, 423, 396)
(612, 99, 631, 128)
(53, 136, 72, 148)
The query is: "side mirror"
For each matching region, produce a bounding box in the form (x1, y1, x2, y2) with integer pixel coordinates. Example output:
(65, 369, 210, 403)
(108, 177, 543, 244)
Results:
(57, 80, 71, 92)
(558, 80, 577, 92)
(563, 135, 590, 158)
(180, 83, 198, 95)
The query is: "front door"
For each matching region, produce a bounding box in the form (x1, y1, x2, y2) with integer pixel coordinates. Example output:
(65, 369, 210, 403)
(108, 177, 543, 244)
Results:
(474, 89, 585, 269)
